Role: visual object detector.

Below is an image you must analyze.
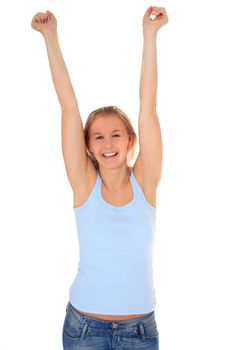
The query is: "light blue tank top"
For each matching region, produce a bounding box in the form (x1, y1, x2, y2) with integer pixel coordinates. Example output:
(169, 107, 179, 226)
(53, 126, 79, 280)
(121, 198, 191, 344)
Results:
(69, 167, 157, 314)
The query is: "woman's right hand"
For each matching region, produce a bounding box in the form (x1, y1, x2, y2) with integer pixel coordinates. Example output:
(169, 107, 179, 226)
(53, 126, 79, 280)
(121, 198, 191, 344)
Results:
(31, 10, 57, 36)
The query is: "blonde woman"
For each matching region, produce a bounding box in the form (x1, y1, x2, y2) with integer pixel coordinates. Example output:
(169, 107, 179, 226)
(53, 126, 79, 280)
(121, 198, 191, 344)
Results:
(31, 5, 168, 350)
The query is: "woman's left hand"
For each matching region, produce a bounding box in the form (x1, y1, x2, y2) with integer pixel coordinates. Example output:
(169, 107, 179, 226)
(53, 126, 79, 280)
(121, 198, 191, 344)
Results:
(142, 6, 168, 37)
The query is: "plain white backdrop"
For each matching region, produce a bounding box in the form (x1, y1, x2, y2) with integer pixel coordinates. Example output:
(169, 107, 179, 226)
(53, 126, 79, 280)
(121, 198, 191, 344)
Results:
(0, 0, 232, 349)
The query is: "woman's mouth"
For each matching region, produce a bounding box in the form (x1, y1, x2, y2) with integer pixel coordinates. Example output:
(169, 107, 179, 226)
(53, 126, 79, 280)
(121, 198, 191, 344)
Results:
(102, 152, 118, 159)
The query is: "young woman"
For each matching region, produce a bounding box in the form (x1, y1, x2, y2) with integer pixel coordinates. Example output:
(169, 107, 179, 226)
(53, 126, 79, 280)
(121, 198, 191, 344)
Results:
(31, 5, 168, 350)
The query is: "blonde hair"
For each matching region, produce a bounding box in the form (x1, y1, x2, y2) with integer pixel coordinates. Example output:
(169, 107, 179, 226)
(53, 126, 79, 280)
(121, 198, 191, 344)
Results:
(84, 106, 137, 169)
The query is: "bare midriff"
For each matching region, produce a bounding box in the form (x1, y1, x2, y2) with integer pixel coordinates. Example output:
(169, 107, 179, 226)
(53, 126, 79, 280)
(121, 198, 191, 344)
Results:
(74, 308, 151, 321)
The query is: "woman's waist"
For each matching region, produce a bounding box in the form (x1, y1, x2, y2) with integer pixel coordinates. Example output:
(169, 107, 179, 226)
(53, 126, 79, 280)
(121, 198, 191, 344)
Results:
(73, 307, 152, 321)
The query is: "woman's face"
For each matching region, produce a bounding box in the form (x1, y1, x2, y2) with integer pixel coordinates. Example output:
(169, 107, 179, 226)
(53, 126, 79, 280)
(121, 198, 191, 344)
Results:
(88, 115, 133, 168)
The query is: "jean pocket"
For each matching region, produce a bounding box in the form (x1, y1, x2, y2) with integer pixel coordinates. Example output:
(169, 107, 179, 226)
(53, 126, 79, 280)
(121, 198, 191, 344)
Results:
(63, 308, 91, 341)
(63, 307, 84, 340)
(141, 320, 159, 339)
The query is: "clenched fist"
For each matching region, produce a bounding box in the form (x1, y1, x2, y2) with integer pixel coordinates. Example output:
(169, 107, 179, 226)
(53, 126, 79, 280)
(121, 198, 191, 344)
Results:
(143, 6, 168, 37)
(31, 10, 57, 36)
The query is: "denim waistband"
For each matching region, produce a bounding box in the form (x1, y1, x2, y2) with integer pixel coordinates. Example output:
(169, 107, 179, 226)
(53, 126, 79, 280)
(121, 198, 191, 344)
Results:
(66, 301, 155, 330)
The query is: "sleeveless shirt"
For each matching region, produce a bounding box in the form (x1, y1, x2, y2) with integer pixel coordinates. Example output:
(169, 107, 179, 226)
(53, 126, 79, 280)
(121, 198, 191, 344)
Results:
(69, 167, 157, 314)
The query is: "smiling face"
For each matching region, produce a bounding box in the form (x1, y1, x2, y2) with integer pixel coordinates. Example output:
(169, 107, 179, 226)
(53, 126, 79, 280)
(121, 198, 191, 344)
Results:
(88, 115, 133, 169)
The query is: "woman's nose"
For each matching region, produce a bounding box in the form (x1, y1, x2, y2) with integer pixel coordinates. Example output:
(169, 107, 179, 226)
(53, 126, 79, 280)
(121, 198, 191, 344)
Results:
(104, 139, 115, 146)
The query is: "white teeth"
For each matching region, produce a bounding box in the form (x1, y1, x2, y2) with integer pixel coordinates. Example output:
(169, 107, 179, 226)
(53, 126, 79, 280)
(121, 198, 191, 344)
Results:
(103, 152, 117, 157)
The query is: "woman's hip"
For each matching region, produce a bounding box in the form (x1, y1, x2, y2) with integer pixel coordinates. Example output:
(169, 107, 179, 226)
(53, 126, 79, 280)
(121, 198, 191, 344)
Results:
(62, 301, 159, 349)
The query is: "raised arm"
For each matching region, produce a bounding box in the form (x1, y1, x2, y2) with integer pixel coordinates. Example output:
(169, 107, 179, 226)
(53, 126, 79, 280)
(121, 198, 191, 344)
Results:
(135, 6, 168, 186)
(31, 10, 89, 191)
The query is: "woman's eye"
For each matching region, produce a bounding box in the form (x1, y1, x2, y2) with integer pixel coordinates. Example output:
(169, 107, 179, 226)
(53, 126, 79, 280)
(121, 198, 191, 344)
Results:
(96, 135, 119, 140)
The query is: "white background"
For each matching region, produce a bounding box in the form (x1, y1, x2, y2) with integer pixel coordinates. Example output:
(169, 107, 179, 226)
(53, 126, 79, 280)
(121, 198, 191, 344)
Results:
(0, 0, 232, 349)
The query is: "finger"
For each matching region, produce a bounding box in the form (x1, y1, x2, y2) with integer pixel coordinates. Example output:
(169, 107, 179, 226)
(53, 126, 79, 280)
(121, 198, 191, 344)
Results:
(35, 12, 46, 17)
(143, 6, 153, 19)
(46, 10, 54, 15)
(33, 14, 45, 23)
(152, 7, 167, 16)
(46, 10, 54, 19)
(152, 8, 162, 16)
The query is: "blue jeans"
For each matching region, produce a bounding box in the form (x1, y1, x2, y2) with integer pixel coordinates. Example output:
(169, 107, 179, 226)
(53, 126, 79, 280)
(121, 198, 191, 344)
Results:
(62, 301, 159, 349)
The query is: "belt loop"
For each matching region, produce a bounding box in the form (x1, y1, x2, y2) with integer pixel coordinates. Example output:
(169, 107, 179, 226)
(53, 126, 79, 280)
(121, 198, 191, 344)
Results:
(66, 301, 69, 312)
(80, 323, 89, 340)
(138, 323, 145, 341)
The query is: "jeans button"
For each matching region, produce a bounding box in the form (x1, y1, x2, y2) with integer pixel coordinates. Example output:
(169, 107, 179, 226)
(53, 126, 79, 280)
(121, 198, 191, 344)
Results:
(112, 322, 119, 328)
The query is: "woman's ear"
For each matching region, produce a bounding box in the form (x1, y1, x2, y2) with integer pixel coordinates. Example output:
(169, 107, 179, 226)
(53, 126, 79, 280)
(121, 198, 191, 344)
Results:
(128, 133, 134, 148)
